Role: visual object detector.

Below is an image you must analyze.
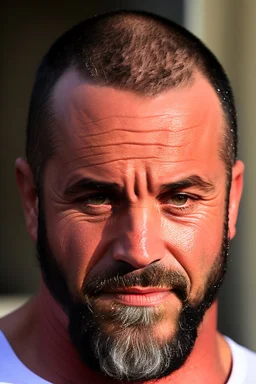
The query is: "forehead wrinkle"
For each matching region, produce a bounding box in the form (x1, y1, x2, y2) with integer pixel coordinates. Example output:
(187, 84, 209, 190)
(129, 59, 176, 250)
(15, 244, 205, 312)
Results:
(60, 125, 199, 169)
(54, 79, 227, 183)
(62, 142, 195, 167)
(77, 113, 192, 124)
(54, 71, 225, 148)
(72, 91, 193, 124)
(74, 125, 201, 141)
(60, 98, 209, 152)
(63, 156, 159, 167)
(64, 146, 179, 164)
(61, 148, 185, 165)
(71, 141, 193, 150)
(69, 97, 203, 133)
(56, 125, 199, 165)
(65, 125, 199, 155)
(62, 157, 198, 169)
(74, 114, 202, 136)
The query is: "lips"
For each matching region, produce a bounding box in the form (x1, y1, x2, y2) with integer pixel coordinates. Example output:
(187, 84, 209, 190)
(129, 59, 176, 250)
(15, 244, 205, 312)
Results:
(98, 286, 174, 306)
(84, 264, 189, 304)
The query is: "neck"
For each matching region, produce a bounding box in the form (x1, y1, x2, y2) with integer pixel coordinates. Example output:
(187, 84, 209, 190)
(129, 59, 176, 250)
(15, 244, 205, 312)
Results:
(5, 281, 232, 384)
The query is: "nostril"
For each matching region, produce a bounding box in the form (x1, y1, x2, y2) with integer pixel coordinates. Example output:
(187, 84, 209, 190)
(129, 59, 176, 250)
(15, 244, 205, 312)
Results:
(117, 260, 138, 273)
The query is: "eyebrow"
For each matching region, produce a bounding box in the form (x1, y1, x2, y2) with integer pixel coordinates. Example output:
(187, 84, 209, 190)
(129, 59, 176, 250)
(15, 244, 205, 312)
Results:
(64, 174, 215, 199)
(159, 175, 215, 194)
(64, 178, 122, 198)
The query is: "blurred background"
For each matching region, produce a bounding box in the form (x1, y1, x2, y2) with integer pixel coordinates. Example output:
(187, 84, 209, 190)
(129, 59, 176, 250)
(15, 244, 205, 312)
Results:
(0, 0, 255, 351)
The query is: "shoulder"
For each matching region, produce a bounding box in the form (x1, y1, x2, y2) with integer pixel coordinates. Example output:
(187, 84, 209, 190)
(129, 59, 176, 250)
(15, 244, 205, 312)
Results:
(0, 329, 51, 384)
(225, 336, 256, 383)
(0, 329, 23, 380)
(0, 297, 50, 383)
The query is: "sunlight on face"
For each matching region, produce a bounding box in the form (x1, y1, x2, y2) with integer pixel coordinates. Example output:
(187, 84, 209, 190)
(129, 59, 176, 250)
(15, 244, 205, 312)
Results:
(37, 70, 236, 381)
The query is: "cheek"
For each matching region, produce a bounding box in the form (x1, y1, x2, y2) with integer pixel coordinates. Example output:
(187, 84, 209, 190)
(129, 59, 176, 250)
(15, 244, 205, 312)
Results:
(46, 213, 106, 290)
(162, 210, 225, 285)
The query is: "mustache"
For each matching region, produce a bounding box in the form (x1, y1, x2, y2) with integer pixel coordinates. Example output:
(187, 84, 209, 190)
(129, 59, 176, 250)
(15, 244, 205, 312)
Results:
(83, 263, 189, 302)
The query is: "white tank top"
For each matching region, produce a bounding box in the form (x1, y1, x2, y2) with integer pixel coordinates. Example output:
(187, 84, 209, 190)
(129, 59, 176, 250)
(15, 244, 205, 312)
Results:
(0, 330, 51, 383)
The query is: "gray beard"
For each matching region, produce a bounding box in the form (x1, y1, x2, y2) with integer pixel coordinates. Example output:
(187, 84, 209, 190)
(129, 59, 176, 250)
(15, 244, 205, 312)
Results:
(94, 321, 171, 381)
(91, 303, 179, 381)
(68, 250, 228, 382)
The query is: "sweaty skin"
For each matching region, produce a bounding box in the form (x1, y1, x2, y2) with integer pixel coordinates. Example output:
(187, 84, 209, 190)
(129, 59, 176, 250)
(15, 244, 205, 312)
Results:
(1, 69, 244, 383)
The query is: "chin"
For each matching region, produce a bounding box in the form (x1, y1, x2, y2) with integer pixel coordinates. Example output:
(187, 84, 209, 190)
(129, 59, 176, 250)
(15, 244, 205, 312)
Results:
(68, 299, 200, 382)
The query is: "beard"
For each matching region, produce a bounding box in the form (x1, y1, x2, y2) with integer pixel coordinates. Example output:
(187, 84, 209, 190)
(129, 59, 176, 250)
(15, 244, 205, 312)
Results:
(36, 197, 229, 382)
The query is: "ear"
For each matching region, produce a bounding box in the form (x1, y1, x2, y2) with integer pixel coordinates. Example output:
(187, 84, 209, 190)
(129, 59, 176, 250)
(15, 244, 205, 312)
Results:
(15, 157, 38, 242)
(228, 160, 244, 240)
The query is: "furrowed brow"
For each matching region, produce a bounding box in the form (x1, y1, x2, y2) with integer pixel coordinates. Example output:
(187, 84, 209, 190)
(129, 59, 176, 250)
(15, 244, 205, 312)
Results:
(160, 175, 215, 194)
(64, 178, 122, 197)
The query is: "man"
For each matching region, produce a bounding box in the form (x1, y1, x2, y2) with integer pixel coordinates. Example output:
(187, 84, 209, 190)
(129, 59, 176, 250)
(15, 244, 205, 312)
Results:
(0, 9, 255, 383)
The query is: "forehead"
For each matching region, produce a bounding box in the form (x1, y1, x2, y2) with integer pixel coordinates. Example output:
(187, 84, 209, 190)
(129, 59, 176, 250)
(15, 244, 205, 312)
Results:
(51, 70, 224, 185)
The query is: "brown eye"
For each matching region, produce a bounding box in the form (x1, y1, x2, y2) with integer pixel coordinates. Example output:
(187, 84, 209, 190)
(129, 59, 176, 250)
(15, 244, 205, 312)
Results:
(86, 195, 111, 205)
(168, 194, 189, 206)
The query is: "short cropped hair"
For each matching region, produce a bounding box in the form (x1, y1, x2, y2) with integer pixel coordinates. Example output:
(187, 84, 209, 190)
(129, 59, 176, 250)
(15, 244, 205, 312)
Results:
(26, 10, 237, 187)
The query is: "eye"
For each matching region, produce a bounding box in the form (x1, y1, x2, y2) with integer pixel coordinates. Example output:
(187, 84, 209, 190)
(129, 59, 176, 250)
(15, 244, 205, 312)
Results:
(167, 194, 189, 206)
(86, 195, 111, 205)
(79, 194, 114, 217)
(160, 192, 199, 216)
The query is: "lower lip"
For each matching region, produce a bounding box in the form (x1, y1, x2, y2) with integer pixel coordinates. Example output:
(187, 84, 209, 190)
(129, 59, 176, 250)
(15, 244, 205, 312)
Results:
(99, 290, 173, 306)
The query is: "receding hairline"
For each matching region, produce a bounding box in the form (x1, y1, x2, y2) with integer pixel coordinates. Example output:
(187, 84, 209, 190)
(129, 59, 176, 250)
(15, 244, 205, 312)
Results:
(49, 66, 229, 169)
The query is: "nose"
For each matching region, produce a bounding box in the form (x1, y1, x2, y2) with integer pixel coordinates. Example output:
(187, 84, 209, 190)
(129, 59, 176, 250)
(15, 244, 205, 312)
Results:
(112, 206, 165, 269)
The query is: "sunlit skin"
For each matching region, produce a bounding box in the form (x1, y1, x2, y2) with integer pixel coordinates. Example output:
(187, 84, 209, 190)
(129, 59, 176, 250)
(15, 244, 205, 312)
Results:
(1, 69, 244, 383)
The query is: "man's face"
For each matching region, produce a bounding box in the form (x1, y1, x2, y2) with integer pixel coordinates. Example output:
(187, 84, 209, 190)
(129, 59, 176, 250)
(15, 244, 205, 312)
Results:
(32, 70, 243, 381)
